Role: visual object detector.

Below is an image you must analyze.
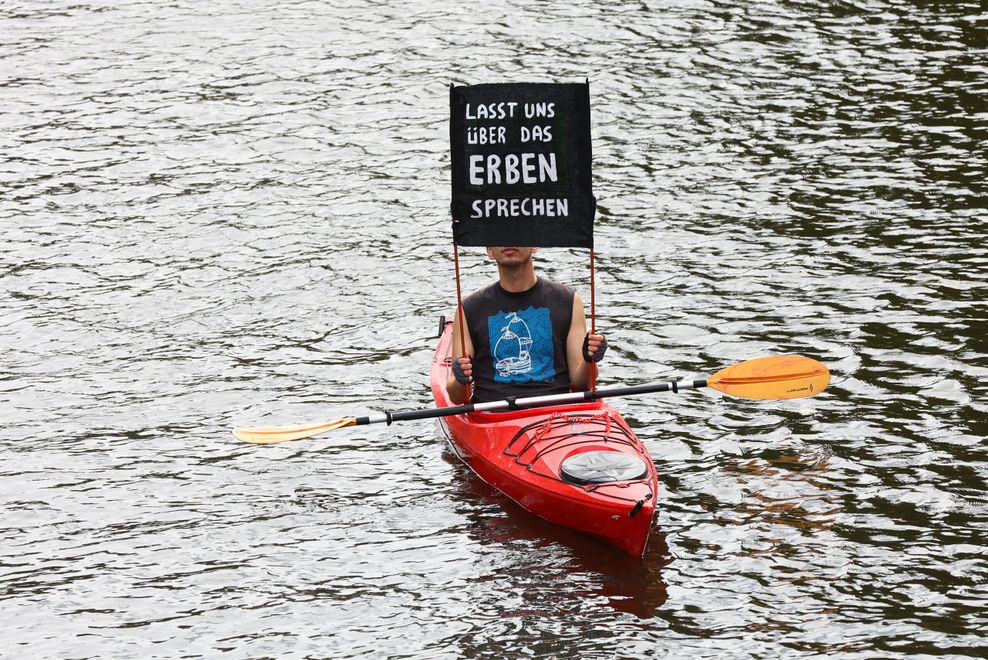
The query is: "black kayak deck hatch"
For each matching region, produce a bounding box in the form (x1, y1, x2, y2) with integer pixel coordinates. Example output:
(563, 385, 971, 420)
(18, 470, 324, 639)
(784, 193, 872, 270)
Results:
(560, 450, 648, 485)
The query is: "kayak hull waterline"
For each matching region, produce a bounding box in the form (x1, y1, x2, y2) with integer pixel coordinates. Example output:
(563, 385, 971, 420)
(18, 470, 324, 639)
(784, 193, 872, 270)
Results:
(431, 320, 658, 557)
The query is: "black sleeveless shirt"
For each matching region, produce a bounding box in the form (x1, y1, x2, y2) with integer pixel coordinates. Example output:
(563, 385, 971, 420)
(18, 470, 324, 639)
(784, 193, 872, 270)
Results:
(462, 277, 575, 403)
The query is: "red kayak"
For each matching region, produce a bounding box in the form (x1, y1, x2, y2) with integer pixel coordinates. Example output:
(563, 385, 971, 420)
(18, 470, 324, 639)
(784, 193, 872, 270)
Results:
(431, 319, 658, 557)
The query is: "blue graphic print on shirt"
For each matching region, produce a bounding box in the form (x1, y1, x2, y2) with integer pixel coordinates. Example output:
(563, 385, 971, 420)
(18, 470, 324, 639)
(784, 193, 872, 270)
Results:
(488, 306, 554, 384)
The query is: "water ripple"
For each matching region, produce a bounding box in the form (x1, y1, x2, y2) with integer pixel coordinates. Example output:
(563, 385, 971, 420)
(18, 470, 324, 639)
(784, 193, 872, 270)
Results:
(2, 0, 986, 657)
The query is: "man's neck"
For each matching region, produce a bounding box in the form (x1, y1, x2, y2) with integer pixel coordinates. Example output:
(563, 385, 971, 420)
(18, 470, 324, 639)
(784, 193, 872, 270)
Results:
(497, 265, 538, 293)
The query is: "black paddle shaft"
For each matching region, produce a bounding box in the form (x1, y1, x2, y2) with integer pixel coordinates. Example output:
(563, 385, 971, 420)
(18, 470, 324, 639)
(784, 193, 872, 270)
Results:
(353, 379, 708, 426)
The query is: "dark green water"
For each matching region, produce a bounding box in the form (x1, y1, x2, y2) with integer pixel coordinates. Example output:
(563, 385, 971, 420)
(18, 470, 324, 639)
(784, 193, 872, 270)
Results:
(1, 0, 985, 657)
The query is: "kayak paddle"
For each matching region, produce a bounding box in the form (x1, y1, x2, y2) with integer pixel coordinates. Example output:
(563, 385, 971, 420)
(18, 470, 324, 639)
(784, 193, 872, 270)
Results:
(232, 354, 829, 444)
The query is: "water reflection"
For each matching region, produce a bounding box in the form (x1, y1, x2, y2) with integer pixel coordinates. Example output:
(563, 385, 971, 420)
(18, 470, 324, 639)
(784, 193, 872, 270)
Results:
(446, 451, 671, 618)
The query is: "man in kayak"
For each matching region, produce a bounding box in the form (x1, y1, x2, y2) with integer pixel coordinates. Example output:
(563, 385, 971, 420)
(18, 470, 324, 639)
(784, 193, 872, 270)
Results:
(446, 246, 607, 404)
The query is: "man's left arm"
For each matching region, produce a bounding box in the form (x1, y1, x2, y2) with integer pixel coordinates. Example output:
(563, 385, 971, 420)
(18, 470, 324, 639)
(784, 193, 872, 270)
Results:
(566, 293, 606, 390)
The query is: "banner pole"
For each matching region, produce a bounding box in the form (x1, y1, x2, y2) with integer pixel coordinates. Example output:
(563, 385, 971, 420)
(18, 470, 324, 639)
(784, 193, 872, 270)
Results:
(453, 241, 471, 402)
(589, 248, 597, 393)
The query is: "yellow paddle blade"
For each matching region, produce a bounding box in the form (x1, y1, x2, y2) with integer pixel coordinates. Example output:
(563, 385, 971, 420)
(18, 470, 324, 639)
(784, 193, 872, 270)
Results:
(232, 418, 357, 444)
(707, 355, 830, 400)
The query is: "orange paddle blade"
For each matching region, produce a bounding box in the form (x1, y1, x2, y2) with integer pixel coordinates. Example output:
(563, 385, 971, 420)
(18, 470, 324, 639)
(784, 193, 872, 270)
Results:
(707, 355, 830, 400)
(232, 418, 357, 444)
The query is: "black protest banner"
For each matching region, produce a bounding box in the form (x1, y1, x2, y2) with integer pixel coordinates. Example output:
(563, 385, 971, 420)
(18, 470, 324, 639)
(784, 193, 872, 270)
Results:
(450, 82, 595, 248)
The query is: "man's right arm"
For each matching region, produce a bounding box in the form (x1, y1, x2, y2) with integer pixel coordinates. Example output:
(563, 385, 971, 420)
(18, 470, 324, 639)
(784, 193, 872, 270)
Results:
(446, 306, 475, 404)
